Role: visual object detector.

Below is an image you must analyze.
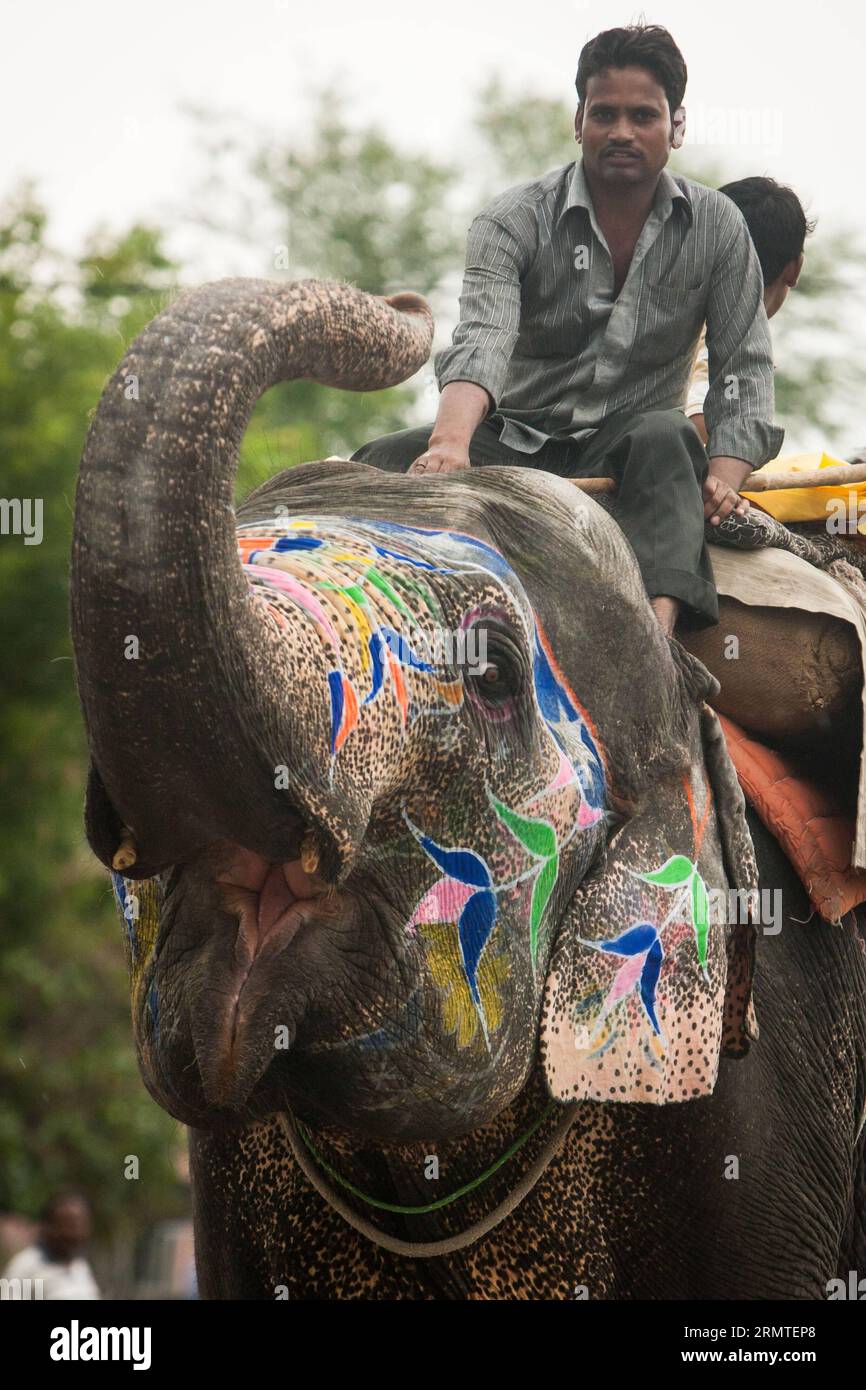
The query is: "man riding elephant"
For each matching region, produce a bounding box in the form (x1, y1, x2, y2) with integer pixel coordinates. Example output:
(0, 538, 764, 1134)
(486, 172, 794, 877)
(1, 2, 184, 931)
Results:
(352, 23, 784, 637)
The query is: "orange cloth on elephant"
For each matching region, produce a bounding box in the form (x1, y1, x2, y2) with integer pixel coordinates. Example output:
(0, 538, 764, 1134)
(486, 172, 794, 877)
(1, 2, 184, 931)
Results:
(718, 713, 866, 923)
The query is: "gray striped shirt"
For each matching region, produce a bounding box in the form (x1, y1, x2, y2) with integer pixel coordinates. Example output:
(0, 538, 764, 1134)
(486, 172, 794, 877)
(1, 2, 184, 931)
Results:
(434, 159, 784, 467)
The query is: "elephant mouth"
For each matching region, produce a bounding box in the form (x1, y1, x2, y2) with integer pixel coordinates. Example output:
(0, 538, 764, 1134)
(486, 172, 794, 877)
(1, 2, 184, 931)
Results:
(189, 844, 337, 1109)
(216, 851, 331, 961)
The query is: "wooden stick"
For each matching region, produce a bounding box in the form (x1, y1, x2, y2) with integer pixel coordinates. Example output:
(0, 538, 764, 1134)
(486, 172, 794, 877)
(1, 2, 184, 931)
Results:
(568, 477, 617, 494)
(746, 463, 866, 492)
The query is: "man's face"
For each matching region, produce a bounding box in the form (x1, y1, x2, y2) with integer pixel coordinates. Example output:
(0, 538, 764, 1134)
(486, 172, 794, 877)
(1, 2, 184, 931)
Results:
(42, 1199, 91, 1261)
(576, 65, 679, 189)
(763, 252, 805, 319)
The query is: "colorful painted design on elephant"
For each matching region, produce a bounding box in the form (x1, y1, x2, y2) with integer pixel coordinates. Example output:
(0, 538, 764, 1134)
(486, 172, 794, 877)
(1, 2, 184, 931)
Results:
(403, 728, 605, 1049)
(373, 523, 609, 1047)
(110, 871, 162, 1055)
(402, 813, 501, 1047)
(238, 520, 464, 779)
(346, 518, 609, 816)
(531, 620, 607, 810)
(570, 773, 716, 1068)
(236, 516, 609, 1049)
(237, 516, 607, 812)
(578, 923, 665, 1044)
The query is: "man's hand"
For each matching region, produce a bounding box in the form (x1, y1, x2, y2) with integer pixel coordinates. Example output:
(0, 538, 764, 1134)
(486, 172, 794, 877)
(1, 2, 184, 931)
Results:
(408, 441, 471, 474)
(703, 455, 753, 526)
(408, 381, 491, 474)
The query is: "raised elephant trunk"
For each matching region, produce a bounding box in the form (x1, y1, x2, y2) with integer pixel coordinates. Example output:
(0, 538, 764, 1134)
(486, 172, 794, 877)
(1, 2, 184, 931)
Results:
(71, 278, 433, 879)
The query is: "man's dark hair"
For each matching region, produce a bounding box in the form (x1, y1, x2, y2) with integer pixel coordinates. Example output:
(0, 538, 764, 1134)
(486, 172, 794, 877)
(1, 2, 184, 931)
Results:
(719, 177, 816, 286)
(575, 24, 687, 115)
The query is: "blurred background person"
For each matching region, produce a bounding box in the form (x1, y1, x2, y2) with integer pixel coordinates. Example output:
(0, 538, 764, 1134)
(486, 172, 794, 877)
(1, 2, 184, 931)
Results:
(1, 1191, 100, 1299)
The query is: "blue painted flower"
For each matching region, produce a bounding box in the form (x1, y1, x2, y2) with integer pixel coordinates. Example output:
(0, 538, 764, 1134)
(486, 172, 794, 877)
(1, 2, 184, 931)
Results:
(402, 812, 498, 1033)
(580, 922, 665, 1040)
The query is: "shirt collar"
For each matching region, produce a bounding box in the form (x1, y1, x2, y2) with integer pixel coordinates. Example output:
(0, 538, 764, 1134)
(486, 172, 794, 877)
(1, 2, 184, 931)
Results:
(557, 158, 692, 226)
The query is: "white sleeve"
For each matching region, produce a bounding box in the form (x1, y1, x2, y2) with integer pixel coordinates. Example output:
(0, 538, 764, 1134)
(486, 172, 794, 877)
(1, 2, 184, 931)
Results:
(2, 1248, 41, 1285)
(684, 326, 709, 418)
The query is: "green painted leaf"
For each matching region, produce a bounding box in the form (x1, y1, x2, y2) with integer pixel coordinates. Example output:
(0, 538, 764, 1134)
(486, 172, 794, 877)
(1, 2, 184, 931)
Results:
(638, 854, 695, 888)
(691, 871, 710, 971)
(529, 855, 559, 967)
(490, 795, 557, 859)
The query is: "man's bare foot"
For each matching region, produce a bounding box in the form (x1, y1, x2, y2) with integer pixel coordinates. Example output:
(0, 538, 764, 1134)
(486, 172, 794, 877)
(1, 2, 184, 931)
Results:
(651, 595, 680, 637)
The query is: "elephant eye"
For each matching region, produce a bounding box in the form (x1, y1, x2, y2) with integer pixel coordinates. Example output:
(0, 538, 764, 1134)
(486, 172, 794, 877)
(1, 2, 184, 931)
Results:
(464, 625, 524, 706)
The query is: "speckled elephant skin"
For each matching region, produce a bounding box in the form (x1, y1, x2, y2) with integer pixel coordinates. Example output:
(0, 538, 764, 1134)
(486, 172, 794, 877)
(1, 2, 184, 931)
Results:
(71, 278, 866, 1299)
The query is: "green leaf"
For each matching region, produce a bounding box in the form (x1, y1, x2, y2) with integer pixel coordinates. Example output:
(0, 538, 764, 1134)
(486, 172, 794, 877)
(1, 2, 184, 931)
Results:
(691, 871, 710, 972)
(490, 796, 557, 859)
(637, 854, 695, 888)
(529, 855, 559, 968)
(636, 850, 697, 884)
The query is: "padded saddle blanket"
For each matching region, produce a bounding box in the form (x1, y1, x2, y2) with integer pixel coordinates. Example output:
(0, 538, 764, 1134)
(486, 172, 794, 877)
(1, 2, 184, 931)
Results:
(697, 533, 866, 921)
(704, 540, 866, 876)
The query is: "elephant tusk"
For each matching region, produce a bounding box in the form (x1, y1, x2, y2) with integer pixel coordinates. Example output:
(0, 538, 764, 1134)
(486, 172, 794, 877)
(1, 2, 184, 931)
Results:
(112, 832, 138, 871)
(300, 831, 320, 876)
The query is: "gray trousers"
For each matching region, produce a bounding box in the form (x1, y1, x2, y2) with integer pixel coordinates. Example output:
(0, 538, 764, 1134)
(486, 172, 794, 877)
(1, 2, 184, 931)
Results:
(351, 407, 718, 628)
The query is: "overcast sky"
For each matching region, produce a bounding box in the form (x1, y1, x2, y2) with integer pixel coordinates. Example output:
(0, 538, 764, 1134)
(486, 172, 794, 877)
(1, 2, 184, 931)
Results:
(4, 0, 863, 449)
(5, 0, 862, 255)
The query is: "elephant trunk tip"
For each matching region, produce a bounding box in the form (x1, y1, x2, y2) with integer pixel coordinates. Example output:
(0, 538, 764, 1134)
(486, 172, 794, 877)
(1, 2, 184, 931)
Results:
(384, 290, 432, 319)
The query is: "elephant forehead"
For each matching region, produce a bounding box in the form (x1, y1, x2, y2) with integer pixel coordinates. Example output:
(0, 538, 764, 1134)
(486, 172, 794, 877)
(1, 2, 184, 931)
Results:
(238, 514, 528, 596)
(234, 514, 608, 804)
(237, 515, 532, 662)
(234, 516, 526, 773)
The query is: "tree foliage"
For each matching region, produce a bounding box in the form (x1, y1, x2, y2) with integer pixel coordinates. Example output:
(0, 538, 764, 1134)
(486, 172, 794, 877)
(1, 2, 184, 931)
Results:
(0, 186, 187, 1238)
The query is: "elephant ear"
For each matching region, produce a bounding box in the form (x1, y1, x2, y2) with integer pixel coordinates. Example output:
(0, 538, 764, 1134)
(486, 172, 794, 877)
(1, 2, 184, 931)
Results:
(540, 691, 759, 1105)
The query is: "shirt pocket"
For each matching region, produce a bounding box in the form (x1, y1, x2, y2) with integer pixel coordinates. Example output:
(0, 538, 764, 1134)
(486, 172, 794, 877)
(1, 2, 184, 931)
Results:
(629, 277, 709, 368)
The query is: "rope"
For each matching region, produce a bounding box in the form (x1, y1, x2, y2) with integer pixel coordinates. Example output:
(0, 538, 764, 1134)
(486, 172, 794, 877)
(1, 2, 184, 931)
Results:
(277, 1103, 579, 1259)
(293, 1101, 557, 1214)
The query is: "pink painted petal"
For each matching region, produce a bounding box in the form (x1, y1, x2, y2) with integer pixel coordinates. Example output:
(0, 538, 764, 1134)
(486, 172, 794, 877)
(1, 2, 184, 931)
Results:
(406, 876, 475, 932)
(586, 952, 647, 1043)
(548, 746, 577, 791)
(604, 952, 646, 1008)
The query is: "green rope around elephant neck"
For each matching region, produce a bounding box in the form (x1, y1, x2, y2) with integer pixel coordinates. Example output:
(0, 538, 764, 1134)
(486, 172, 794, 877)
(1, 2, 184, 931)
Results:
(279, 1101, 579, 1258)
(294, 1100, 558, 1214)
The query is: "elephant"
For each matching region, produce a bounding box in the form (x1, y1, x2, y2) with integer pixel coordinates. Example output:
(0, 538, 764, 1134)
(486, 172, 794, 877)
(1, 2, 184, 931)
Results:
(70, 277, 866, 1300)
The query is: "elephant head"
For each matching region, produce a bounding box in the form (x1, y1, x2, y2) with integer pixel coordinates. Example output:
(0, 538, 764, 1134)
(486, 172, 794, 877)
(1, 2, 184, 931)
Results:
(71, 279, 758, 1143)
